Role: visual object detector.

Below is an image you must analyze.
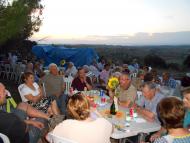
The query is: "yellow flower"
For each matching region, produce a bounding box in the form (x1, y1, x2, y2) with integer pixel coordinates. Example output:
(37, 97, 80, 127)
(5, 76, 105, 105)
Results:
(60, 59, 65, 66)
(108, 77, 119, 90)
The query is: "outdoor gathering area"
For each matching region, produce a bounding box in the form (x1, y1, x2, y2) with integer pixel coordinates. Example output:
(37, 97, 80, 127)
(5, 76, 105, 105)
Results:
(1, 0, 190, 143)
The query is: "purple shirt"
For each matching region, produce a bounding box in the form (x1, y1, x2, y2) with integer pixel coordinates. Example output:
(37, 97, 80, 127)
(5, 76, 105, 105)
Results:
(71, 77, 92, 91)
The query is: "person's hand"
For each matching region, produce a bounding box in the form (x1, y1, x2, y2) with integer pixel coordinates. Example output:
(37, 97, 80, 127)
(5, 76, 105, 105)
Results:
(150, 132, 161, 142)
(31, 120, 44, 129)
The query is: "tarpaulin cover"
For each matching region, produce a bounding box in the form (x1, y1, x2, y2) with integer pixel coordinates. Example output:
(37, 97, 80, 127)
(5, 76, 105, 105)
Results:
(32, 45, 98, 67)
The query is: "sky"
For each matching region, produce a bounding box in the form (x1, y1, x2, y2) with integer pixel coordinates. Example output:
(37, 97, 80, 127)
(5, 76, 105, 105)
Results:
(30, 0, 190, 45)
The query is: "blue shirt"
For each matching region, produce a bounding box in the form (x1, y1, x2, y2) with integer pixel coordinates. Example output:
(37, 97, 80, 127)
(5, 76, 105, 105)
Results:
(139, 92, 165, 123)
(184, 110, 190, 128)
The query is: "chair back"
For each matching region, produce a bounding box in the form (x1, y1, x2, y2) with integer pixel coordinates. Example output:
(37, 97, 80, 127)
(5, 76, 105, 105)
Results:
(18, 84, 25, 102)
(47, 132, 78, 143)
(64, 76, 73, 95)
(0, 133, 10, 143)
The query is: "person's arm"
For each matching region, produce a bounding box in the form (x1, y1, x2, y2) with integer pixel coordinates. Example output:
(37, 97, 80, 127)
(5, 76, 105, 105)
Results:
(24, 94, 42, 103)
(150, 127, 167, 142)
(136, 106, 155, 122)
(85, 77, 92, 90)
(24, 120, 44, 129)
(118, 100, 131, 107)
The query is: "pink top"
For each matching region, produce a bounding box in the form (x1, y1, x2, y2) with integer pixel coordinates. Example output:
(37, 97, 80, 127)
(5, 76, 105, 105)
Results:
(52, 118, 112, 143)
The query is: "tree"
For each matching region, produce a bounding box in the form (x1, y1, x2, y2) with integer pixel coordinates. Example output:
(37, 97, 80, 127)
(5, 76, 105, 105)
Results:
(0, 0, 43, 50)
(144, 54, 167, 68)
(183, 55, 190, 68)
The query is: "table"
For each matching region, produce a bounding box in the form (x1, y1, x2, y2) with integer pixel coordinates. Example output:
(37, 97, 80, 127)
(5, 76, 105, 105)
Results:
(85, 90, 161, 142)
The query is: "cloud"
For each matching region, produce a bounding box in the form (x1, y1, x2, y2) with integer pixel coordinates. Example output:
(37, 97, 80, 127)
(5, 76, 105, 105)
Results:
(30, 31, 190, 45)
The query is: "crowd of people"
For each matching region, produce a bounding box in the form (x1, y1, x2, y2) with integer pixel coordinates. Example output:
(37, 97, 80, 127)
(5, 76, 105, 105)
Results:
(0, 52, 190, 143)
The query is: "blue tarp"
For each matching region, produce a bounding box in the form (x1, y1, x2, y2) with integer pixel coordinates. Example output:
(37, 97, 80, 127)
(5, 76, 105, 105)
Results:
(32, 45, 99, 67)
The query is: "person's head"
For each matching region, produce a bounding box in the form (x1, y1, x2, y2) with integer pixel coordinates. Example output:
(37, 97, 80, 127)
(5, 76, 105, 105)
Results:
(104, 64, 110, 71)
(49, 63, 58, 75)
(142, 82, 156, 100)
(0, 83, 6, 105)
(22, 72, 34, 84)
(182, 87, 190, 109)
(144, 73, 154, 82)
(157, 97, 185, 130)
(137, 70, 145, 80)
(68, 62, 74, 68)
(67, 93, 90, 120)
(119, 72, 131, 89)
(78, 67, 86, 79)
(162, 72, 170, 81)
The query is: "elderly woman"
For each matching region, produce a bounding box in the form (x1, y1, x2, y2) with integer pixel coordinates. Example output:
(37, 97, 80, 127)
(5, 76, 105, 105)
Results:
(154, 97, 190, 143)
(19, 71, 60, 115)
(49, 93, 112, 143)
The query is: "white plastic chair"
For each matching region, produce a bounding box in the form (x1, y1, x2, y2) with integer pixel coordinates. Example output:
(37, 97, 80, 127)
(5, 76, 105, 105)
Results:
(47, 132, 78, 143)
(0, 133, 10, 143)
(18, 84, 25, 102)
(64, 76, 73, 95)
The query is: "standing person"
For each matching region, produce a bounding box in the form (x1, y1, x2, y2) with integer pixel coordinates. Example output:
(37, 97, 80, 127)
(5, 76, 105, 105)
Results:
(154, 97, 190, 143)
(71, 67, 92, 91)
(47, 93, 112, 143)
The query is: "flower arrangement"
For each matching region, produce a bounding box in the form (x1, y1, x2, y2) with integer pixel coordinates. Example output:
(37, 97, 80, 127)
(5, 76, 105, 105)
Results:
(108, 77, 119, 90)
(60, 59, 65, 66)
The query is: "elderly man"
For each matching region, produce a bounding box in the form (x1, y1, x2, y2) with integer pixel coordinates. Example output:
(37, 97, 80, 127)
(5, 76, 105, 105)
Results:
(135, 82, 165, 122)
(71, 67, 92, 91)
(41, 63, 66, 114)
(65, 62, 77, 77)
(110, 72, 137, 107)
(0, 83, 47, 143)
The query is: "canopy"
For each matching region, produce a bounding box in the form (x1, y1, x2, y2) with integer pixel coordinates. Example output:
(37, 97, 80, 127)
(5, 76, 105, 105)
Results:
(32, 45, 99, 67)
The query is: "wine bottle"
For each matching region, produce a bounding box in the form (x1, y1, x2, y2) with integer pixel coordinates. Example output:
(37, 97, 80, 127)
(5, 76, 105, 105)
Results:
(110, 101, 117, 115)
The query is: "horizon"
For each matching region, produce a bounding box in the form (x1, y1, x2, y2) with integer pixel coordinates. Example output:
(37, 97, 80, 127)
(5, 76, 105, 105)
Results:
(30, 0, 190, 45)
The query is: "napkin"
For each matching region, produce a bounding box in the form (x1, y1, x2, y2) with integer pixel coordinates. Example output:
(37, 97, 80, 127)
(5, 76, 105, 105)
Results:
(134, 117, 147, 123)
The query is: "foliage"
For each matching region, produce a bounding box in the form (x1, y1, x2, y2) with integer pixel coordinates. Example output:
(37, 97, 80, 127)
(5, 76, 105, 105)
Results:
(183, 55, 190, 68)
(144, 54, 167, 68)
(0, 0, 43, 48)
(167, 63, 180, 71)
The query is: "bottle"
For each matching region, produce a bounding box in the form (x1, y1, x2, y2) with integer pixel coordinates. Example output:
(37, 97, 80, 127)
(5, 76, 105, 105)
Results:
(110, 101, 117, 115)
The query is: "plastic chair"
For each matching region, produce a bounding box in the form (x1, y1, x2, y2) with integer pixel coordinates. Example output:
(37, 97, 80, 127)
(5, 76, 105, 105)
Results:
(47, 132, 78, 143)
(64, 76, 73, 95)
(18, 84, 25, 102)
(0, 133, 10, 143)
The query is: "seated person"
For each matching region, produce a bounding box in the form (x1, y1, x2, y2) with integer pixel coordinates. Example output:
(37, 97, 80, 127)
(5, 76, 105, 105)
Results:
(0, 83, 47, 143)
(135, 82, 164, 122)
(47, 92, 112, 143)
(0, 111, 29, 143)
(40, 63, 67, 114)
(19, 71, 60, 115)
(109, 72, 137, 107)
(183, 87, 190, 128)
(71, 67, 92, 91)
(161, 72, 177, 89)
(150, 88, 190, 142)
(154, 97, 190, 143)
(65, 62, 77, 77)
